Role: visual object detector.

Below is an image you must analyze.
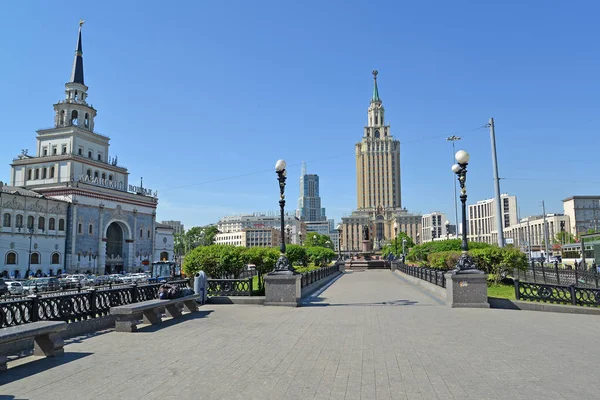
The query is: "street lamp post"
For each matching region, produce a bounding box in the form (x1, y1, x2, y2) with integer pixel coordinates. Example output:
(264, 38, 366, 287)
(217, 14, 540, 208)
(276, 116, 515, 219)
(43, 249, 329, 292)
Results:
(401, 238, 407, 263)
(299, 231, 303, 246)
(452, 150, 481, 273)
(393, 221, 398, 258)
(336, 224, 342, 260)
(272, 159, 294, 274)
(445, 220, 450, 240)
(27, 228, 33, 279)
(416, 232, 420, 245)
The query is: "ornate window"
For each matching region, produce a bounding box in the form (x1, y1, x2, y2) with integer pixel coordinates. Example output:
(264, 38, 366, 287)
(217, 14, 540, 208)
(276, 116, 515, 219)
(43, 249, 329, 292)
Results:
(85, 113, 90, 128)
(87, 169, 92, 178)
(35, 169, 39, 179)
(78, 223, 82, 234)
(88, 151, 92, 159)
(5, 252, 17, 265)
(27, 216, 34, 229)
(147, 230, 151, 239)
(51, 253, 60, 264)
(94, 171, 99, 179)
(102, 173, 106, 180)
(27, 169, 32, 180)
(15, 214, 23, 228)
(3, 213, 11, 228)
(109, 175, 113, 181)
(30, 253, 40, 265)
(38, 217, 45, 231)
(49, 218, 56, 230)
(89, 224, 93, 235)
(140, 229, 143, 239)
(58, 219, 65, 231)
(50, 167, 55, 178)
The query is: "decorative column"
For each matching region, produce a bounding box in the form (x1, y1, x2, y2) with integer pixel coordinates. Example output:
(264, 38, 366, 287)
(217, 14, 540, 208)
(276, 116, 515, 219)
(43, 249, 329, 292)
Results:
(98, 202, 105, 274)
(69, 202, 78, 273)
(126, 240, 135, 272)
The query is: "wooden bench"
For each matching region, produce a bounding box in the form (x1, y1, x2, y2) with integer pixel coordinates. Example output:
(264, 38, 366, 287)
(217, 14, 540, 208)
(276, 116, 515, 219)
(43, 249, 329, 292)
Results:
(0, 320, 67, 371)
(110, 294, 201, 332)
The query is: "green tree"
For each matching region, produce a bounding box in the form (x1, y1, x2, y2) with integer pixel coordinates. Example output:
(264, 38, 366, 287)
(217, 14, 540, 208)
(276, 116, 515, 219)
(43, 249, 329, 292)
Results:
(185, 225, 219, 250)
(381, 232, 416, 258)
(218, 245, 246, 278)
(407, 239, 492, 263)
(244, 247, 280, 277)
(554, 231, 575, 244)
(286, 244, 308, 266)
(182, 245, 221, 278)
(304, 232, 333, 249)
(306, 246, 336, 267)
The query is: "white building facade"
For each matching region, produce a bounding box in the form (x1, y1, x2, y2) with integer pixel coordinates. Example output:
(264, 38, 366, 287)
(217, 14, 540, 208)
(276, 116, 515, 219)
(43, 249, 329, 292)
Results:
(1, 184, 69, 278)
(217, 213, 305, 245)
(154, 224, 174, 262)
(6, 23, 166, 274)
(504, 214, 571, 253)
(421, 212, 448, 242)
(467, 194, 518, 244)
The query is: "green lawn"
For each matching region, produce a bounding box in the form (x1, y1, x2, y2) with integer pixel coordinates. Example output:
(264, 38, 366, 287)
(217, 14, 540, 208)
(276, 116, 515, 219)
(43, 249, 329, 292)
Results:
(487, 283, 515, 300)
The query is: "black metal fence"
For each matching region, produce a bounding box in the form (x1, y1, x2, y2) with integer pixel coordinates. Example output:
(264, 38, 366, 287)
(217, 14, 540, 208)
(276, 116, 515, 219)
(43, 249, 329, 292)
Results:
(0, 279, 191, 328)
(515, 279, 600, 307)
(300, 264, 340, 288)
(514, 262, 600, 288)
(206, 278, 253, 297)
(396, 263, 446, 288)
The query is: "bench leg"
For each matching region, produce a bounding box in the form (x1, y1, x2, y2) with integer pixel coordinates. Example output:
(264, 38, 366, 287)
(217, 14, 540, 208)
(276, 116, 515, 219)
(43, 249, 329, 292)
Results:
(165, 304, 182, 318)
(0, 355, 6, 372)
(34, 333, 64, 357)
(183, 300, 198, 313)
(115, 315, 139, 332)
(143, 309, 162, 324)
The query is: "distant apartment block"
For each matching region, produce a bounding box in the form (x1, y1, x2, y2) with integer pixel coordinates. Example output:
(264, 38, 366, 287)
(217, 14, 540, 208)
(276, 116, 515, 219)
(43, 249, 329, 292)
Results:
(467, 194, 518, 244)
(160, 220, 185, 235)
(562, 196, 600, 237)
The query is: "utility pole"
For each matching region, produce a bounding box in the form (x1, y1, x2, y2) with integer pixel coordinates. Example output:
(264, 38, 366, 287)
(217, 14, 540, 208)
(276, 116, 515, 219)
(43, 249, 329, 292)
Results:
(527, 218, 532, 261)
(542, 201, 550, 264)
(446, 135, 461, 231)
(487, 118, 505, 247)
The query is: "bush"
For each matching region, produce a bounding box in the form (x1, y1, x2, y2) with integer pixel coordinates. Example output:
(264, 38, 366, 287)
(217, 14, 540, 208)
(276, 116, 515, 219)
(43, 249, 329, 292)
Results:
(286, 244, 308, 267)
(427, 251, 462, 270)
(306, 246, 336, 267)
(407, 240, 492, 263)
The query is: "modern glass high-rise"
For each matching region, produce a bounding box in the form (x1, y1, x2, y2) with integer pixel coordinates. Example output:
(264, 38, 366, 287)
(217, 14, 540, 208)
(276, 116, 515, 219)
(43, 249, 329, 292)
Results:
(297, 163, 326, 222)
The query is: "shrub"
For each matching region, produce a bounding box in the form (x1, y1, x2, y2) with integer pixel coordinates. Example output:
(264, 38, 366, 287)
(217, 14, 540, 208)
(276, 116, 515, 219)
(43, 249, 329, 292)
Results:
(427, 251, 462, 270)
(407, 240, 492, 262)
(306, 246, 336, 267)
(286, 244, 308, 266)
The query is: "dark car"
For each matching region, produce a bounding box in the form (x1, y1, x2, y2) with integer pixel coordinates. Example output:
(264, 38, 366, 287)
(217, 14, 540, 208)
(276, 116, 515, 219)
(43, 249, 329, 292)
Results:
(30, 277, 60, 292)
(0, 278, 8, 296)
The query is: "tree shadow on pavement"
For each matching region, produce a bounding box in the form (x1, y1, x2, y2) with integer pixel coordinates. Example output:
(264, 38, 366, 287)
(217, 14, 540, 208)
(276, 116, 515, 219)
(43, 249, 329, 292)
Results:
(136, 310, 213, 333)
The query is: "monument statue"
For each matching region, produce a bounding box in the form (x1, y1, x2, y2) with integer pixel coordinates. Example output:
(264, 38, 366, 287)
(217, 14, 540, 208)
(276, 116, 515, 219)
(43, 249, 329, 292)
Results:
(362, 225, 370, 241)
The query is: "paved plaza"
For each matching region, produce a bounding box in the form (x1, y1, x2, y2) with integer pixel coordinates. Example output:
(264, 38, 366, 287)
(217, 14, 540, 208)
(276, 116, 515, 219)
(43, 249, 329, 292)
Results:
(2, 270, 600, 399)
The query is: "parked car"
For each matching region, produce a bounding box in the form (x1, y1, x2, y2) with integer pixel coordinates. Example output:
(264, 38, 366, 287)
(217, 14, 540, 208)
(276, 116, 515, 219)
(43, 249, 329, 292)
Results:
(108, 274, 124, 283)
(64, 274, 89, 286)
(0, 278, 8, 296)
(5, 281, 23, 295)
(94, 275, 111, 286)
(22, 277, 60, 293)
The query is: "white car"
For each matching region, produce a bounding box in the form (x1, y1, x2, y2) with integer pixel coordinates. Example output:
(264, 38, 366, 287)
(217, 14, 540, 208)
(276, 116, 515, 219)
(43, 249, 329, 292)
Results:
(65, 274, 89, 286)
(108, 274, 124, 283)
(5, 281, 23, 295)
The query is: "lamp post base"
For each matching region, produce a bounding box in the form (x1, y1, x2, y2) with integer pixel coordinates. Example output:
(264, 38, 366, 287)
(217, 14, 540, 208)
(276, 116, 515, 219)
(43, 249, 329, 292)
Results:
(444, 271, 489, 308)
(264, 273, 301, 307)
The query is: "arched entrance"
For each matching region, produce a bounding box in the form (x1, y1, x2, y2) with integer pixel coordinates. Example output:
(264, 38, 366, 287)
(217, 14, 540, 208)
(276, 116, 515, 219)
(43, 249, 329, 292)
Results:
(106, 222, 126, 274)
(160, 251, 169, 261)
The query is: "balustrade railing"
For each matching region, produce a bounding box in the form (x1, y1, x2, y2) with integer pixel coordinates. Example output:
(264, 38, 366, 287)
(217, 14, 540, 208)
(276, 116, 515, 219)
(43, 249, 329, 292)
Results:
(206, 278, 253, 297)
(515, 279, 600, 307)
(396, 263, 446, 288)
(300, 264, 340, 288)
(0, 279, 191, 328)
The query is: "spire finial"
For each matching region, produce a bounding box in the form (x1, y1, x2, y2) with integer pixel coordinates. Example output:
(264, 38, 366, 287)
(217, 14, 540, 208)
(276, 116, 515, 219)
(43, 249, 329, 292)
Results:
(69, 20, 85, 85)
(371, 70, 380, 102)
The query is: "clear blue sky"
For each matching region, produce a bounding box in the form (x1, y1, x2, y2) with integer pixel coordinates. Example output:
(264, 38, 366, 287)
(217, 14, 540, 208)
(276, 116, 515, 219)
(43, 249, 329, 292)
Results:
(1, 1, 599, 229)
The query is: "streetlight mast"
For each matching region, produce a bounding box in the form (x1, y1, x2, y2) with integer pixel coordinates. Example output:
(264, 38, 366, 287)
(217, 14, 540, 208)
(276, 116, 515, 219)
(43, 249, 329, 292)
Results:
(486, 118, 505, 247)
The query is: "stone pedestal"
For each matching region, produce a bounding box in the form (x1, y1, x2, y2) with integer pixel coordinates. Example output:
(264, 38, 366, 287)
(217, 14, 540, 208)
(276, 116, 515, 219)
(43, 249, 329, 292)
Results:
(361, 240, 372, 253)
(264, 273, 301, 307)
(445, 272, 489, 308)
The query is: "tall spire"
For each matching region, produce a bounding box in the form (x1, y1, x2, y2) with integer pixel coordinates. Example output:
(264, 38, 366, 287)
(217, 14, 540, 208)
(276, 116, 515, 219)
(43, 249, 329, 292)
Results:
(70, 20, 85, 85)
(371, 70, 380, 103)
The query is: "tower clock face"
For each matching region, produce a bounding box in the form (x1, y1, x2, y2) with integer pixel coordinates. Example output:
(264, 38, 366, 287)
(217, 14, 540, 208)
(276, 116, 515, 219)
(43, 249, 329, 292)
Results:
(374, 129, 380, 138)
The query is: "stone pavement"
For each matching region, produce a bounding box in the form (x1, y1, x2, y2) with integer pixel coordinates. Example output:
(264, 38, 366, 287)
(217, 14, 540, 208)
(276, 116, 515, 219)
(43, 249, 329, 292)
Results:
(2, 270, 600, 399)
